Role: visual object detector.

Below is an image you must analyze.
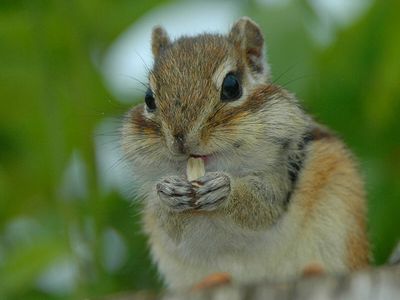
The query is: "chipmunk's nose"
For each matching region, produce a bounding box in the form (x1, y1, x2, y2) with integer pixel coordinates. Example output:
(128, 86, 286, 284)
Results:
(173, 132, 186, 154)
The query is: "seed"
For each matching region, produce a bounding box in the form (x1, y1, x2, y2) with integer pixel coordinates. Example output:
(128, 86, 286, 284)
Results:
(186, 157, 205, 181)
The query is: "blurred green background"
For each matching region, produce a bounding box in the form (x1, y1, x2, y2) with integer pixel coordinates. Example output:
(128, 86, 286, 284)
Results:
(0, 0, 399, 299)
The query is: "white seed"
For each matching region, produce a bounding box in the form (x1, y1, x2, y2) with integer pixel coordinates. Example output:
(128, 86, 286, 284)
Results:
(186, 157, 205, 181)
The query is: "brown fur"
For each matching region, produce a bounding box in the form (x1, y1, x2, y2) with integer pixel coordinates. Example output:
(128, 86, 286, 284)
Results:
(345, 180, 369, 269)
(297, 140, 343, 219)
(295, 130, 369, 269)
(346, 226, 369, 269)
(129, 104, 161, 136)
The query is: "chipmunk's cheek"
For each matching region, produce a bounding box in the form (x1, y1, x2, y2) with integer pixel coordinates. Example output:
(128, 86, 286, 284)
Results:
(199, 127, 212, 146)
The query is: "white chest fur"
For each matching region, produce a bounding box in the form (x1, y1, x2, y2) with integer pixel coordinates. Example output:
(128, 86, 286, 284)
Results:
(147, 192, 349, 290)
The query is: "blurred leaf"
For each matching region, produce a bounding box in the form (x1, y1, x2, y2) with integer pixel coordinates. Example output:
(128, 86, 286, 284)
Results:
(0, 237, 67, 299)
(303, 0, 400, 263)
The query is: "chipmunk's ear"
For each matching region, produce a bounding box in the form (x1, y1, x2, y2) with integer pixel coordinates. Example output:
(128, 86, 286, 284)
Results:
(229, 17, 269, 79)
(151, 26, 171, 58)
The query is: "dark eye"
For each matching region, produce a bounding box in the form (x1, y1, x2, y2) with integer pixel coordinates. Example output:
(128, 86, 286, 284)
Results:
(221, 73, 242, 101)
(145, 88, 156, 112)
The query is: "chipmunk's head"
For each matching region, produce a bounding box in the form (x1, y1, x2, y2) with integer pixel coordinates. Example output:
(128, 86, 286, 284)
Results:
(122, 17, 308, 179)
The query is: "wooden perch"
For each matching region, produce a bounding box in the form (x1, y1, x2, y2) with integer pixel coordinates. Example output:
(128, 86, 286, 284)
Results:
(101, 264, 400, 300)
(162, 264, 400, 300)
(102, 242, 400, 300)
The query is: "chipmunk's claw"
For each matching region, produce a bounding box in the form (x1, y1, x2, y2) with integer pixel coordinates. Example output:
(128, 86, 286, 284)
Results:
(192, 172, 231, 211)
(157, 176, 194, 212)
(157, 172, 231, 212)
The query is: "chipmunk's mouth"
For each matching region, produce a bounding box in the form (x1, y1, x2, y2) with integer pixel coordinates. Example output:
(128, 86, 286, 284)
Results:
(189, 154, 210, 164)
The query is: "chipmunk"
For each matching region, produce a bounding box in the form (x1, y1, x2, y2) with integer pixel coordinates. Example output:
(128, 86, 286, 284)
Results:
(121, 17, 369, 290)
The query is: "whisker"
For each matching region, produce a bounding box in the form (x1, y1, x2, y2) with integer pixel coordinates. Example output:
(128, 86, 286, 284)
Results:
(271, 64, 297, 85)
(280, 73, 317, 88)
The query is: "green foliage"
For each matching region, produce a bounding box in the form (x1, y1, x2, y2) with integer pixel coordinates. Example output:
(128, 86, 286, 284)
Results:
(0, 0, 399, 299)
(305, 0, 400, 263)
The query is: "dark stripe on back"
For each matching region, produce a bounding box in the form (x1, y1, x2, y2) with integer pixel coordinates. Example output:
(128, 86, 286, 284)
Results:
(286, 126, 333, 203)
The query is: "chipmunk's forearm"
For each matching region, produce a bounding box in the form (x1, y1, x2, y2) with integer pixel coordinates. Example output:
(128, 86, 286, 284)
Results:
(222, 174, 289, 230)
(151, 172, 289, 239)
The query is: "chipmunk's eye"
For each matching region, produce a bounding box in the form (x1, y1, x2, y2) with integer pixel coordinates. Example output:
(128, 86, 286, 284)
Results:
(145, 88, 156, 112)
(221, 73, 242, 102)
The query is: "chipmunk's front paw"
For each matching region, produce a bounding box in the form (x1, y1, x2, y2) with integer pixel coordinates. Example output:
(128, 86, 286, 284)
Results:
(156, 176, 194, 212)
(192, 172, 231, 211)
